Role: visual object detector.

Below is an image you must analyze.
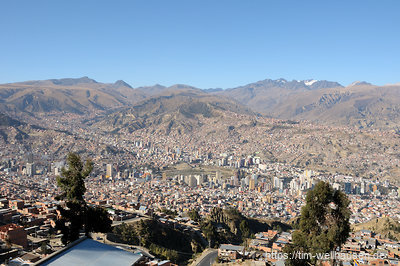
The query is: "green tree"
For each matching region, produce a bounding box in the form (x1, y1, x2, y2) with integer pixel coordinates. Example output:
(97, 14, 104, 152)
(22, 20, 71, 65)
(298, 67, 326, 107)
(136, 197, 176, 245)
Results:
(137, 219, 152, 246)
(188, 208, 201, 222)
(284, 181, 351, 266)
(160, 208, 178, 218)
(41, 241, 48, 254)
(239, 220, 250, 239)
(55, 153, 112, 245)
(112, 223, 139, 245)
(201, 220, 218, 247)
(86, 206, 113, 233)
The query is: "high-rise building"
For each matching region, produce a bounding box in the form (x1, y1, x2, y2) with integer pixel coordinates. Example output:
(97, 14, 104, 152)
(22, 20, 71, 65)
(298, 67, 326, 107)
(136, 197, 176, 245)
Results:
(214, 171, 221, 183)
(360, 181, 366, 194)
(344, 182, 352, 194)
(354, 184, 361, 195)
(273, 176, 282, 189)
(244, 176, 250, 186)
(252, 174, 258, 186)
(54, 167, 60, 176)
(233, 174, 239, 186)
(187, 175, 197, 187)
(106, 164, 113, 179)
(26, 163, 35, 177)
(195, 175, 204, 186)
(249, 178, 255, 190)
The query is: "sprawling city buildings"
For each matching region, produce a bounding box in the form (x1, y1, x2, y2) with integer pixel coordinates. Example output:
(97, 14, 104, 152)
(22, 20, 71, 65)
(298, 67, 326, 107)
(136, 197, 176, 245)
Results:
(1, 136, 400, 265)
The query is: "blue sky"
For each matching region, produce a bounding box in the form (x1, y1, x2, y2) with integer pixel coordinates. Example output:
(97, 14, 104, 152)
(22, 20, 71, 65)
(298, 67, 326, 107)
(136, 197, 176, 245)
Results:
(0, 0, 399, 88)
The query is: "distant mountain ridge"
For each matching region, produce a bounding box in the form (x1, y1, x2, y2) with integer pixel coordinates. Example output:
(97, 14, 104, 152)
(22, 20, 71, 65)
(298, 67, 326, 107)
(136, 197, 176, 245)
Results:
(1, 76, 400, 129)
(0, 77, 141, 116)
(226, 78, 342, 91)
(49, 76, 98, 86)
(270, 83, 400, 129)
(10, 76, 99, 86)
(92, 89, 254, 135)
(217, 78, 343, 115)
(113, 80, 133, 89)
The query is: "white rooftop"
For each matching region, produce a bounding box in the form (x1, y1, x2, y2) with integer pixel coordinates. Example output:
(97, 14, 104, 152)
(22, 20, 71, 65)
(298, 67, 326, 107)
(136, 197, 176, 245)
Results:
(35, 237, 142, 266)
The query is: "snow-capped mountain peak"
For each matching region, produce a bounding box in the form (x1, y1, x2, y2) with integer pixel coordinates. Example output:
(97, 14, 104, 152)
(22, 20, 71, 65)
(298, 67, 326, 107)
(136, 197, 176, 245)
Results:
(304, 79, 318, 86)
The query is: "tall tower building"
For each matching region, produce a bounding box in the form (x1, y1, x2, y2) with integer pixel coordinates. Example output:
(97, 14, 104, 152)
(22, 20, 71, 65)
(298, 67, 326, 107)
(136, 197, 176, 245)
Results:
(360, 181, 366, 194)
(252, 174, 258, 186)
(195, 175, 204, 186)
(26, 163, 35, 177)
(233, 175, 239, 186)
(214, 171, 221, 183)
(249, 178, 255, 190)
(106, 164, 113, 179)
(187, 175, 197, 187)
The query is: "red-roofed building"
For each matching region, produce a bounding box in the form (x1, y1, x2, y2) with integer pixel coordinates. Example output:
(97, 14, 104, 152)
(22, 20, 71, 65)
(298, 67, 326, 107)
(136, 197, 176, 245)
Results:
(0, 223, 28, 248)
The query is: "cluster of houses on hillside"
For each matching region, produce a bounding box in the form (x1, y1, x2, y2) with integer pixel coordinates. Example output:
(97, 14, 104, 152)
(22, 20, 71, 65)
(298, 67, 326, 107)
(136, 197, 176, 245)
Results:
(216, 229, 400, 265)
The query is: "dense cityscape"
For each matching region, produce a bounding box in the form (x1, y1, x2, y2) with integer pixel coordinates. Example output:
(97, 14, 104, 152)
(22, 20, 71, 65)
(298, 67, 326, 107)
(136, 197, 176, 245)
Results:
(1, 117, 400, 265)
(1, 1, 400, 265)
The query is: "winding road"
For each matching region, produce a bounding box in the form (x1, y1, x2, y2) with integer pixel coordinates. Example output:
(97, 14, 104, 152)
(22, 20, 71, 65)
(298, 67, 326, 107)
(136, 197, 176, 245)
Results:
(196, 250, 218, 266)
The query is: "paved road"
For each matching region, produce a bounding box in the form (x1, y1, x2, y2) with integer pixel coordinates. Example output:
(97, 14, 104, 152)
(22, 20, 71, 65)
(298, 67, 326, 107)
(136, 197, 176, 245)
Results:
(112, 216, 148, 227)
(91, 232, 154, 259)
(196, 250, 218, 266)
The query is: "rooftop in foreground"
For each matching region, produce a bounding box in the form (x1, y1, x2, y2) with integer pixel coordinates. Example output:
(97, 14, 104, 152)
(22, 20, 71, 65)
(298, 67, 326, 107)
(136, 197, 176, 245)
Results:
(34, 237, 143, 266)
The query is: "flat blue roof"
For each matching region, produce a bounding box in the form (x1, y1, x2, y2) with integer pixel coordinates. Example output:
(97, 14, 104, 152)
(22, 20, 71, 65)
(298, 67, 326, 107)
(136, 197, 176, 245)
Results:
(36, 238, 142, 266)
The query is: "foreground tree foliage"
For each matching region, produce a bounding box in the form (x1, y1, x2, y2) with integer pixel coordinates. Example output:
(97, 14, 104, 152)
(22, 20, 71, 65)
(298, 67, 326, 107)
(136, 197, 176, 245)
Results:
(200, 207, 284, 247)
(284, 181, 351, 266)
(110, 218, 205, 264)
(55, 153, 112, 245)
(188, 208, 201, 222)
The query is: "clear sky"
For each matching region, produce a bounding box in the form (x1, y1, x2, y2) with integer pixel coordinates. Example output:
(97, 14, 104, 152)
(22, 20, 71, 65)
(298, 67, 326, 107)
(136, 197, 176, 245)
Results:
(1, 0, 399, 88)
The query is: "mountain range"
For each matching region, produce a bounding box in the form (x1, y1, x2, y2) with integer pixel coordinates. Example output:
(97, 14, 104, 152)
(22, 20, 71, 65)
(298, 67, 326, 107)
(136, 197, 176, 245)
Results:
(2, 77, 400, 183)
(218, 78, 343, 114)
(0, 77, 142, 115)
(91, 88, 254, 135)
(1, 76, 400, 130)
